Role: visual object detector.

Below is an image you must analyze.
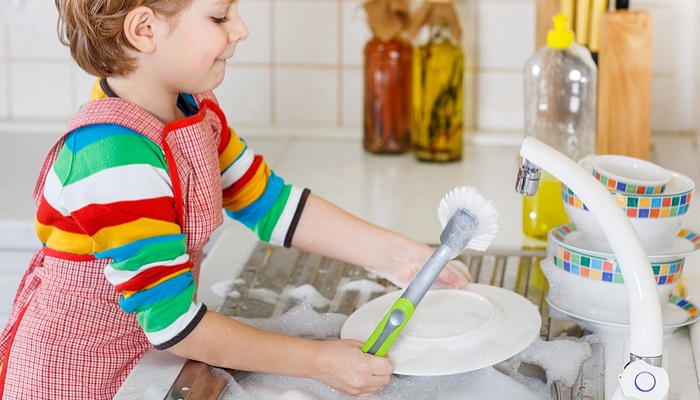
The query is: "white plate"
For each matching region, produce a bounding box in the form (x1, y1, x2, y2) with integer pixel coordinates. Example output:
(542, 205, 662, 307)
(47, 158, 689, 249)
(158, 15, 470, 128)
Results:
(340, 284, 541, 376)
(546, 294, 700, 330)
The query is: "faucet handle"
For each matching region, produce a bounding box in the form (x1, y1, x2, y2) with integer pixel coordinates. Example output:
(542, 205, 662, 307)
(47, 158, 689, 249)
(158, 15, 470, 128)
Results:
(614, 360, 669, 400)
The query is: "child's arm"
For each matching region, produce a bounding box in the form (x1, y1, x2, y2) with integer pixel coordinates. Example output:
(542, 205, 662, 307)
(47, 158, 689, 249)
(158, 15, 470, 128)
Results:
(217, 128, 470, 288)
(44, 127, 207, 351)
(51, 126, 391, 396)
(167, 310, 394, 397)
(290, 194, 472, 289)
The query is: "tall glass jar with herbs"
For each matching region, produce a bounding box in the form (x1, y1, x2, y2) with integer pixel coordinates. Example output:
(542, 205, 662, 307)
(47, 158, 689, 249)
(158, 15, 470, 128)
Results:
(362, 0, 412, 154)
(410, 0, 464, 162)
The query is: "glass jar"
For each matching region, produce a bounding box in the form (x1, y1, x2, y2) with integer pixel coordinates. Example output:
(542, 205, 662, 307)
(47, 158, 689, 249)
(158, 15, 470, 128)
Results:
(363, 36, 413, 154)
(411, 25, 464, 162)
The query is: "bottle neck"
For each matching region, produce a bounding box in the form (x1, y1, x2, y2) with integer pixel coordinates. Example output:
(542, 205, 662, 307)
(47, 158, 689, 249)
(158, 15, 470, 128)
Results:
(428, 24, 456, 45)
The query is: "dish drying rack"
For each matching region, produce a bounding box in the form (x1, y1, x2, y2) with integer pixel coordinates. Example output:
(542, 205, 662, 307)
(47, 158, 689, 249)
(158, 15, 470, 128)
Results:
(166, 243, 604, 400)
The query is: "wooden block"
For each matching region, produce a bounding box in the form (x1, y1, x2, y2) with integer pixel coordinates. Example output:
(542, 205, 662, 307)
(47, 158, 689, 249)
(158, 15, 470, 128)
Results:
(597, 11, 653, 160)
(536, 0, 562, 49)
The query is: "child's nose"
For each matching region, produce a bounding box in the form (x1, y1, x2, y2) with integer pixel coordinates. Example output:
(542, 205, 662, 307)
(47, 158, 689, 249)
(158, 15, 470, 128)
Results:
(229, 20, 249, 43)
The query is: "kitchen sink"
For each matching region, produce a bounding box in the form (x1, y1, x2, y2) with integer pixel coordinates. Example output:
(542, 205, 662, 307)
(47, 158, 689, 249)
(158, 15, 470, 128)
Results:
(165, 243, 604, 399)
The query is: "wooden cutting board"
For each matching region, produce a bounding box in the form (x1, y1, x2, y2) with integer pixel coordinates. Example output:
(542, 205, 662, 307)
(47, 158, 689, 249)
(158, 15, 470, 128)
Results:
(535, 0, 560, 48)
(597, 11, 653, 160)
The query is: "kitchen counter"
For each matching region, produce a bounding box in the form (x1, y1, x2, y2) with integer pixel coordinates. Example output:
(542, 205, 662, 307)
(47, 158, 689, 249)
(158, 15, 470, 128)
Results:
(114, 134, 541, 399)
(110, 132, 700, 399)
(1, 130, 698, 399)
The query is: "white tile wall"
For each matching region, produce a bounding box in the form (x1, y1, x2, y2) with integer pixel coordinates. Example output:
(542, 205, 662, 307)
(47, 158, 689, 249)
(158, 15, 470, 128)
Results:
(476, 3, 535, 70)
(341, 68, 363, 125)
(275, 2, 340, 65)
(0, 23, 7, 59)
(217, 66, 272, 124)
(0, 0, 697, 138)
(10, 62, 74, 119)
(0, 62, 7, 119)
(341, 0, 371, 67)
(641, 0, 695, 133)
(0, 24, 8, 119)
(74, 65, 97, 107)
(8, 18, 70, 59)
(275, 66, 339, 125)
(236, 0, 272, 64)
(695, 1, 700, 136)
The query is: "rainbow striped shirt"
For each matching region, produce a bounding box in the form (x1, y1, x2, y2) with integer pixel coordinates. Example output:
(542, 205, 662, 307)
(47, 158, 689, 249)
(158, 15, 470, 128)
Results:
(34, 82, 308, 349)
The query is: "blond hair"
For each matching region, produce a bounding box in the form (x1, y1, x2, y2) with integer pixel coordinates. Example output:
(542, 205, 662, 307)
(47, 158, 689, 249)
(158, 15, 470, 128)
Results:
(55, 0, 192, 77)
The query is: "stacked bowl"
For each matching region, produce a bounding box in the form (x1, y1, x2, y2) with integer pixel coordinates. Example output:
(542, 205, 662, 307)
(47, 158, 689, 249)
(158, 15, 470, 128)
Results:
(541, 154, 700, 327)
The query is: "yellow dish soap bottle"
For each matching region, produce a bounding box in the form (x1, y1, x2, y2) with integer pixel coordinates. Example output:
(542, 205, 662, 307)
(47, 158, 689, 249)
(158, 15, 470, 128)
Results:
(522, 14, 597, 239)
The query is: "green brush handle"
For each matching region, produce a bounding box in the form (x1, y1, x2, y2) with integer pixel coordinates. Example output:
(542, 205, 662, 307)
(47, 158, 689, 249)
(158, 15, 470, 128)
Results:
(361, 297, 415, 356)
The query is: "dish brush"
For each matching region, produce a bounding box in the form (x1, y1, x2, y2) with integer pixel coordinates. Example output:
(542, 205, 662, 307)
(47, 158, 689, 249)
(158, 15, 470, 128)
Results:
(362, 186, 499, 356)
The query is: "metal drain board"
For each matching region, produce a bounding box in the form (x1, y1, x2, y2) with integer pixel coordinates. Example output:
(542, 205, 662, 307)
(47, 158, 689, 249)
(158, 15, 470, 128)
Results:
(219, 244, 548, 314)
(167, 243, 603, 400)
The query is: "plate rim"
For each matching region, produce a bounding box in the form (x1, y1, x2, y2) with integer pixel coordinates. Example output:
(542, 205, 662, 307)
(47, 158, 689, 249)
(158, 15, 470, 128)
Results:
(551, 223, 700, 260)
(546, 293, 700, 329)
(340, 284, 541, 376)
(579, 155, 695, 195)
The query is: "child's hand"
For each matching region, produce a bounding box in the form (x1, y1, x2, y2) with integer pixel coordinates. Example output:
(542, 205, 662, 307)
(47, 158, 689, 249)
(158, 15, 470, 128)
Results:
(313, 339, 393, 397)
(432, 258, 472, 289)
(367, 258, 471, 290)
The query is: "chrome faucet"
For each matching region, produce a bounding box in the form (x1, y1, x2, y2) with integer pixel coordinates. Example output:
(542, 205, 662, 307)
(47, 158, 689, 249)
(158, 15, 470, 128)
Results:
(515, 159, 541, 196)
(517, 137, 669, 399)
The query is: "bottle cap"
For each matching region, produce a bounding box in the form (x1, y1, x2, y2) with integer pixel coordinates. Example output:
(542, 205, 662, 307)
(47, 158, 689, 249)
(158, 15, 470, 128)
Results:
(547, 13, 574, 49)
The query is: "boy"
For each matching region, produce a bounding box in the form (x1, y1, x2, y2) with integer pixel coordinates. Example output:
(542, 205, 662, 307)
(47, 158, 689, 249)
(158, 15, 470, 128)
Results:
(0, 0, 471, 398)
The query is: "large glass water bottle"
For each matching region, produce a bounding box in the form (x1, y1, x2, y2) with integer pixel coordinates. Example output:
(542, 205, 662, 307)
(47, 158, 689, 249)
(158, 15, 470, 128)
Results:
(522, 13, 597, 239)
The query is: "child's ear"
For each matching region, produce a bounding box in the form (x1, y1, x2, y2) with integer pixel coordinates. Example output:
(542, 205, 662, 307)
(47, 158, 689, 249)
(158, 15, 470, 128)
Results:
(123, 6, 158, 53)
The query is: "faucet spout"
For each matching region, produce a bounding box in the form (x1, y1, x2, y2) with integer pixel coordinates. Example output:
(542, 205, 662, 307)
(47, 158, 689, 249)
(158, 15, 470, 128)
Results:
(515, 158, 541, 195)
(517, 137, 664, 361)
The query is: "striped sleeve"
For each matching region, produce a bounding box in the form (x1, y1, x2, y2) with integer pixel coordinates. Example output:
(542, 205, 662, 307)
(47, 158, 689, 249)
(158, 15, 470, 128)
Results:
(42, 124, 205, 349)
(219, 126, 309, 247)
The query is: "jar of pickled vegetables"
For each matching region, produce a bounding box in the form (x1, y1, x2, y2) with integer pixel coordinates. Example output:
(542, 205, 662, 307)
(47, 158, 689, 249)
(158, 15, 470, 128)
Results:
(363, 36, 413, 154)
(362, 0, 412, 154)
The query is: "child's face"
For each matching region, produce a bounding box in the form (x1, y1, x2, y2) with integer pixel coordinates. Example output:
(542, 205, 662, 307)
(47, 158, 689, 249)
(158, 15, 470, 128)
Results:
(154, 0, 248, 94)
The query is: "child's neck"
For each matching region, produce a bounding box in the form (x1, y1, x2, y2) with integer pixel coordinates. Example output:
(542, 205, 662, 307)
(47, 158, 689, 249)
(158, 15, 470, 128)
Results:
(105, 76, 185, 123)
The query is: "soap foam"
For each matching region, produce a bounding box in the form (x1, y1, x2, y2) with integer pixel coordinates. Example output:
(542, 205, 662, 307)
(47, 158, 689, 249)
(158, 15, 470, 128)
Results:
(216, 366, 552, 400)
(288, 284, 332, 308)
(220, 301, 592, 399)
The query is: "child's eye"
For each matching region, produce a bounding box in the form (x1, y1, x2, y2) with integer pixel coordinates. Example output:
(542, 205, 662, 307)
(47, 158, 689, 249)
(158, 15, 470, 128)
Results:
(211, 16, 229, 24)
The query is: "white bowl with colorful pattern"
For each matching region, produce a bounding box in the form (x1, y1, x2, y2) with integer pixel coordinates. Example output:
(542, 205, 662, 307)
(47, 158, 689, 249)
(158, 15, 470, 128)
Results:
(562, 156, 694, 254)
(591, 154, 672, 194)
(542, 224, 700, 326)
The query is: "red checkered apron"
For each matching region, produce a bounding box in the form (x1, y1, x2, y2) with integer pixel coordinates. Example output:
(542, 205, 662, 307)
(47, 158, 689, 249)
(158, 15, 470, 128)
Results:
(0, 93, 225, 399)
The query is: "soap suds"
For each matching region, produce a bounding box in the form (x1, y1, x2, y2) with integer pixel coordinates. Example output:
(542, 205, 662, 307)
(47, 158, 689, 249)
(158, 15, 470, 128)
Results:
(211, 279, 245, 298)
(288, 284, 331, 308)
(234, 303, 347, 340)
(220, 302, 592, 399)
